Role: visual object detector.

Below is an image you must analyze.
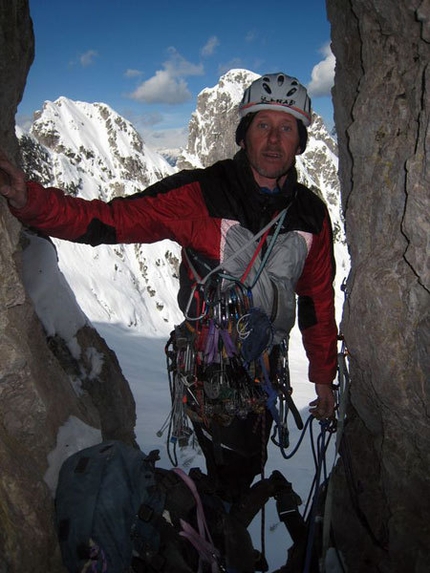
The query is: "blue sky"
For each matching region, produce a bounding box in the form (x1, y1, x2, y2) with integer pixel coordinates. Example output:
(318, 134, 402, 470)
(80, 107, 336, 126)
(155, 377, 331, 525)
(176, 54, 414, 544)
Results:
(18, 0, 335, 148)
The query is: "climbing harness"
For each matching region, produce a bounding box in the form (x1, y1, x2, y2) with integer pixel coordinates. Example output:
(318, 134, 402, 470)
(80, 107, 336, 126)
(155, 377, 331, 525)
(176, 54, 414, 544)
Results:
(161, 207, 306, 467)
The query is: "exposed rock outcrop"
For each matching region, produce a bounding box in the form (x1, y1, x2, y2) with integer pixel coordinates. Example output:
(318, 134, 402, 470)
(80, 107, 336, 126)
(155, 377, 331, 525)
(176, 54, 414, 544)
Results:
(0, 2, 137, 571)
(176, 69, 259, 168)
(327, 0, 430, 571)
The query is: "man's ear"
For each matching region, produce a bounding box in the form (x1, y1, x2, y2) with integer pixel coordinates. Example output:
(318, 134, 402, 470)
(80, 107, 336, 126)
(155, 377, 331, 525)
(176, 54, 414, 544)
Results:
(239, 140, 246, 150)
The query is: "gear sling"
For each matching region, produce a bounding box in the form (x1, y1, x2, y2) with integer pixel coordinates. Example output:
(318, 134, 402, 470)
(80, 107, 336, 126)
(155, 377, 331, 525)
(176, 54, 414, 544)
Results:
(164, 207, 304, 494)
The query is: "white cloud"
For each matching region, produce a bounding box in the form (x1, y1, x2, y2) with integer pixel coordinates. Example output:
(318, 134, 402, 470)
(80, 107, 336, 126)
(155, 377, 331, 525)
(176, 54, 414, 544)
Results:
(79, 50, 98, 67)
(201, 36, 219, 57)
(128, 48, 203, 105)
(251, 58, 265, 72)
(164, 47, 204, 76)
(144, 126, 189, 149)
(140, 111, 164, 126)
(123, 110, 164, 128)
(129, 70, 192, 104)
(124, 69, 143, 78)
(307, 44, 335, 97)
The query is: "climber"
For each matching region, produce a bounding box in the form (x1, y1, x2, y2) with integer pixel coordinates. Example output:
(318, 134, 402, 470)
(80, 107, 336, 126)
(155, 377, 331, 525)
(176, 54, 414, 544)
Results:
(0, 72, 337, 504)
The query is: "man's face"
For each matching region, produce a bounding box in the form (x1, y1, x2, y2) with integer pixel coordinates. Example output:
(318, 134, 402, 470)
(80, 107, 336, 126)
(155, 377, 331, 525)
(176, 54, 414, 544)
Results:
(241, 110, 301, 189)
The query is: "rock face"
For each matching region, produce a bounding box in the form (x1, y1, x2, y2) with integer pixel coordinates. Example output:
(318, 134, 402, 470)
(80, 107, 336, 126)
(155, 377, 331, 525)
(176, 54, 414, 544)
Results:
(0, 2, 137, 571)
(176, 69, 259, 168)
(326, 1, 430, 571)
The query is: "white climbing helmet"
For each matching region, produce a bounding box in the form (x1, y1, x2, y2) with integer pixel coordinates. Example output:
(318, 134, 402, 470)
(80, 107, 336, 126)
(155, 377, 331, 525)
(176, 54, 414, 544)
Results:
(239, 73, 312, 127)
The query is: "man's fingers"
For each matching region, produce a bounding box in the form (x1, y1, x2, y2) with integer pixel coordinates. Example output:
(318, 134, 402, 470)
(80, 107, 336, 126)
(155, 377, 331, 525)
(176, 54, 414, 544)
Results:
(0, 167, 10, 185)
(0, 150, 23, 181)
(309, 397, 333, 419)
(0, 151, 28, 208)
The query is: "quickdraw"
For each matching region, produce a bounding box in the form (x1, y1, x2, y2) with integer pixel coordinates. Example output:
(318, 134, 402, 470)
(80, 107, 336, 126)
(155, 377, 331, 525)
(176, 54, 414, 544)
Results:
(164, 282, 303, 466)
(161, 207, 305, 466)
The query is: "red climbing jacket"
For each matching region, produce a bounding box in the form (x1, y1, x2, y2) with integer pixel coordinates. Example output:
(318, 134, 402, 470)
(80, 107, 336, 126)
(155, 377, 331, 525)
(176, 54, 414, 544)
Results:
(10, 150, 337, 385)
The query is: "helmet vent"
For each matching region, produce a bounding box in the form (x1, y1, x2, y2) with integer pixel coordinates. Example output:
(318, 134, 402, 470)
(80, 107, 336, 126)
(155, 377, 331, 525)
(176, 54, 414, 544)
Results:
(262, 82, 272, 95)
(238, 72, 312, 127)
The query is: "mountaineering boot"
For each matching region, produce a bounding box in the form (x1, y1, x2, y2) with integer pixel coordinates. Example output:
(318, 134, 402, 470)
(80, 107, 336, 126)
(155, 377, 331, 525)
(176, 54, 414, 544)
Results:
(229, 469, 305, 538)
(271, 470, 307, 543)
(226, 470, 305, 573)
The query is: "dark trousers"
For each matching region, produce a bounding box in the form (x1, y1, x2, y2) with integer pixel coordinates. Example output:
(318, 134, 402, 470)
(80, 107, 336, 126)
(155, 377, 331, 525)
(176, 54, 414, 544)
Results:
(192, 410, 273, 503)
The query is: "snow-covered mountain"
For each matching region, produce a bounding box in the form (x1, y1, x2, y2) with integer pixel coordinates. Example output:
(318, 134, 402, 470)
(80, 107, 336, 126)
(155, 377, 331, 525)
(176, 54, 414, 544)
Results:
(22, 97, 175, 200)
(18, 99, 183, 337)
(17, 68, 349, 339)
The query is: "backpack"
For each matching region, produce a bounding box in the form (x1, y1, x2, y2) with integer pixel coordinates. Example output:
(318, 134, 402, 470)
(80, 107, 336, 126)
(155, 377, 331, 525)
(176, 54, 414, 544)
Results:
(55, 440, 161, 572)
(55, 440, 304, 573)
(54, 440, 263, 572)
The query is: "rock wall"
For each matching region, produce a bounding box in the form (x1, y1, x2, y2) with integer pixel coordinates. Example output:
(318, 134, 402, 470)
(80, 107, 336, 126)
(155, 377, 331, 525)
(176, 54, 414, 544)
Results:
(326, 1, 430, 571)
(0, 2, 137, 571)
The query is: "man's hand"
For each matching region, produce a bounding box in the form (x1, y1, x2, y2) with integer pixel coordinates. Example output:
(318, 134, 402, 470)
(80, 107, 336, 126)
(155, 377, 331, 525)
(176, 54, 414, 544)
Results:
(309, 383, 335, 420)
(0, 149, 28, 209)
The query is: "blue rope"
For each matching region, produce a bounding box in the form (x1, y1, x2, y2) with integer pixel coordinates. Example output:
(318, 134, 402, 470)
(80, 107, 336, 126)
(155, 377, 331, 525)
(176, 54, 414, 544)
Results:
(276, 414, 314, 459)
(303, 420, 332, 573)
(274, 414, 335, 571)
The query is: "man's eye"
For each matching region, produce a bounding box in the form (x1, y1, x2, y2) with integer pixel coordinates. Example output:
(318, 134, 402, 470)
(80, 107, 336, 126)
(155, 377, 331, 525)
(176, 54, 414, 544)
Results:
(257, 122, 269, 130)
(280, 124, 292, 132)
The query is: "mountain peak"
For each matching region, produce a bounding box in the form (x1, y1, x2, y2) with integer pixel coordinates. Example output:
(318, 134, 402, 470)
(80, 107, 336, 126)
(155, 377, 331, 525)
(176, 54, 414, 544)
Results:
(29, 97, 174, 201)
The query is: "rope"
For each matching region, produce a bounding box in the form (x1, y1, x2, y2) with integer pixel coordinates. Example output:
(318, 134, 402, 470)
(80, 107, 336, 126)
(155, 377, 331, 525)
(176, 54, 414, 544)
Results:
(276, 340, 352, 573)
(241, 225, 272, 283)
(320, 343, 350, 569)
(164, 350, 179, 467)
(173, 468, 220, 573)
(334, 341, 350, 454)
(260, 412, 267, 566)
(198, 209, 288, 287)
(249, 208, 288, 289)
(242, 208, 288, 287)
(270, 406, 336, 572)
(275, 414, 314, 460)
(303, 421, 331, 573)
(183, 208, 289, 321)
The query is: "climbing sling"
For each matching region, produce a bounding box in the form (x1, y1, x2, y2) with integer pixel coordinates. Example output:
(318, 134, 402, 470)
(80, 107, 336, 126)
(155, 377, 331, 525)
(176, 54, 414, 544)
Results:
(162, 208, 303, 466)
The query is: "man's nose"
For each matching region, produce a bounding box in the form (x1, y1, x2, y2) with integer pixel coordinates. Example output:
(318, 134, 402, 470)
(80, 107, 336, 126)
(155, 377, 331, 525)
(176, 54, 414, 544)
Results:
(267, 127, 281, 142)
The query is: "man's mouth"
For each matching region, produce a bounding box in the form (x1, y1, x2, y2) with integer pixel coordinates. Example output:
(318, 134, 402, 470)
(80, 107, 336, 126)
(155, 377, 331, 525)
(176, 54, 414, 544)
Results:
(263, 150, 282, 159)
